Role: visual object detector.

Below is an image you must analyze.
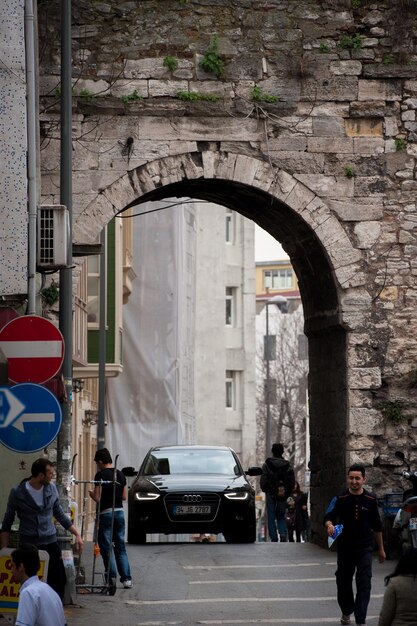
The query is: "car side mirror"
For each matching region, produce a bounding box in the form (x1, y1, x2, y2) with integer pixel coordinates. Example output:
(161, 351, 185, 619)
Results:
(245, 466, 263, 477)
(121, 466, 137, 477)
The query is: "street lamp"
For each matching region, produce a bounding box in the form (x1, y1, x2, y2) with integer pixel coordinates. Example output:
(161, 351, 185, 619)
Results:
(264, 295, 288, 457)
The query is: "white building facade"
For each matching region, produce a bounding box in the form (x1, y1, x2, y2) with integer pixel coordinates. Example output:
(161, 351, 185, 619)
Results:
(194, 202, 257, 468)
(106, 200, 257, 470)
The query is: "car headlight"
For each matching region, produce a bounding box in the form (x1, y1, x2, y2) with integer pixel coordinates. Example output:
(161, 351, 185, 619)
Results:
(224, 491, 249, 501)
(134, 492, 160, 501)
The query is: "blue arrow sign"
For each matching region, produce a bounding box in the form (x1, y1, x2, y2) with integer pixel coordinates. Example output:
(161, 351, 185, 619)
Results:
(0, 384, 62, 453)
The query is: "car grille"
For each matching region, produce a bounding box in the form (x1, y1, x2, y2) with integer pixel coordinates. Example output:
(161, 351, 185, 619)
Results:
(164, 493, 220, 522)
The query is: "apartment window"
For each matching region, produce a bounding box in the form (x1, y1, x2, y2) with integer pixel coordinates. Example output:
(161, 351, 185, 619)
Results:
(225, 210, 235, 244)
(87, 255, 100, 325)
(226, 370, 235, 409)
(225, 287, 235, 326)
(264, 268, 293, 290)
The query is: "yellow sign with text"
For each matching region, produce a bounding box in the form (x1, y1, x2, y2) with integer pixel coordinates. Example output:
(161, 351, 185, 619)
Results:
(0, 548, 48, 614)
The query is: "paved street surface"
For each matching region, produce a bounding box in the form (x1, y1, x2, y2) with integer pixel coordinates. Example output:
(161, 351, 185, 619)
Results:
(64, 541, 393, 626)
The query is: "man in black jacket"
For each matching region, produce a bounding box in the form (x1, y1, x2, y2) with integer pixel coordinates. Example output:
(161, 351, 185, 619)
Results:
(324, 463, 386, 626)
(260, 443, 295, 542)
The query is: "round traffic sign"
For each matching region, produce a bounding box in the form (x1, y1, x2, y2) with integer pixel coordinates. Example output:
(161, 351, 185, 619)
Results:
(0, 315, 64, 384)
(0, 383, 62, 453)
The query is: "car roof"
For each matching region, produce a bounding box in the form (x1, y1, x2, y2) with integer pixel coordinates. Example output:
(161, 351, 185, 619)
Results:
(147, 445, 234, 452)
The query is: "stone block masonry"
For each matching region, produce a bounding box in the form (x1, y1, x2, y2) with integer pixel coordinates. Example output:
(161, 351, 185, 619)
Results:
(35, 0, 417, 532)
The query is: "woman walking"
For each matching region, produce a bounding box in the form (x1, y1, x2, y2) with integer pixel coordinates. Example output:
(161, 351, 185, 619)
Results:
(378, 548, 417, 626)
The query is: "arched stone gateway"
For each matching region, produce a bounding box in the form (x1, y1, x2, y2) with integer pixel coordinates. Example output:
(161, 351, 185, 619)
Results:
(38, 0, 417, 537)
(74, 150, 371, 537)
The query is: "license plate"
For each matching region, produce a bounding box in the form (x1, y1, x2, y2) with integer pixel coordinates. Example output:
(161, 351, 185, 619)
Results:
(410, 517, 417, 530)
(173, 505, 211, 515)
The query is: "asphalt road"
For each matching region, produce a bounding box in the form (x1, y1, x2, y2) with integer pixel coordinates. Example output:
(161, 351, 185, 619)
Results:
(65, 541, 394, 626)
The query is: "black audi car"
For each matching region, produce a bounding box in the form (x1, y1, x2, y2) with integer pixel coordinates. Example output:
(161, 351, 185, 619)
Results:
(122, 445, 262, 544)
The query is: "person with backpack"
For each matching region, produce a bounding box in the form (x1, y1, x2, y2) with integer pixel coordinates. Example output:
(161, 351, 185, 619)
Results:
(260, 443, 295, 542)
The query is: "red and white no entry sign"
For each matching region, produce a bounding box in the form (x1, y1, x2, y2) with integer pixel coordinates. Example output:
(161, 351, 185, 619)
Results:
(0, 315, 65, 384)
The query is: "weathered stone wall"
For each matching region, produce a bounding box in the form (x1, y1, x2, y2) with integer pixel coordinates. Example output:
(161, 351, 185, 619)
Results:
(38, 0, 417, 534)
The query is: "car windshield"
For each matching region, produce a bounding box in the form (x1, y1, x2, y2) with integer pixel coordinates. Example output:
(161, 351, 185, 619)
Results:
(142, 449, 240, 476)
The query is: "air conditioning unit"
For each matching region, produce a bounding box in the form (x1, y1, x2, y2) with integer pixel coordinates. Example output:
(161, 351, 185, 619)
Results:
(37, 205, 69, 270)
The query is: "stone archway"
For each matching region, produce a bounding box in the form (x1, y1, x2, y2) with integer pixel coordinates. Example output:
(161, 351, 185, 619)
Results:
(74, 149, 368, 537)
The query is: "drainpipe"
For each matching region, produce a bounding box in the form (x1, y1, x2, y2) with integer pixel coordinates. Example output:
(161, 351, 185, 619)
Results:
(97, 227, 106, 449)
(57, 0, 76, 604)
(57, 0, 73, 487)
(24, 0, 37, 314)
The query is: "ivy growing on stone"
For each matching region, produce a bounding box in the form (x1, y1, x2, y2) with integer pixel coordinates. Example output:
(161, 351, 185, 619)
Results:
(79, 88, 95, 102)
(395, 138, 407, 151)
(41, 281, 59, 307)
(251, 85, 279, 103)
(338, 34, 362, 50)
(163, 56, 178, 72)
(380, 400, 406, 425)
(344, 165, 356, 178)
(120, 90, 143, 103)
(200, 36, 225, 79)
(177, 91, 219, 102)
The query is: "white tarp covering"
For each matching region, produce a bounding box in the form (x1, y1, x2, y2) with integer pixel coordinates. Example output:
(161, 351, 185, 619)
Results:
(106, 200, 196, 470)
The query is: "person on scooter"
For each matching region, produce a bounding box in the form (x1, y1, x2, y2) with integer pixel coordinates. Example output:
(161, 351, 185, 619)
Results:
(89, 448, 132, 589)
(324, 463, 386, 626)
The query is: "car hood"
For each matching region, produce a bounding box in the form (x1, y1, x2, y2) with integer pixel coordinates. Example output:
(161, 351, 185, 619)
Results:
(133, 474, 250, 492)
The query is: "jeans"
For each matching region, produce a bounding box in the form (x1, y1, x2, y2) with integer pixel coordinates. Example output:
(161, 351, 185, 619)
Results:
(266, 494, 288, 541)
(98, 509, 132, 582)
(335, 545, 373, 624)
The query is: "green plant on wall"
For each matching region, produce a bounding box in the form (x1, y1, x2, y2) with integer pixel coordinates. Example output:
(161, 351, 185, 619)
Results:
(352, 0, 361, 7)
(251, 85, 279, 103)
(177, 90, 219, 102)
(79, 88, 95, 102)
(339, 34, 362, 50)
(344, 165, 356, 178)
(319, 42, 330, 53)
(395, 137, 407, 151)
(120, 90, 143, 103)
(380, 400, 407, 425)
(163, 56, 178, 72)
(200, 36, 225, 79)
(41, 281, 59, 306)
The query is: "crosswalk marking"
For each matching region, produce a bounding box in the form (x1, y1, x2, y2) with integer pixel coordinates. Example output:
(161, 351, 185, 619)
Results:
(183, 562, 335, 570)
(126, 594, 383, 606)
(135, 616, 380, 625)
(189, 577, 335, 584)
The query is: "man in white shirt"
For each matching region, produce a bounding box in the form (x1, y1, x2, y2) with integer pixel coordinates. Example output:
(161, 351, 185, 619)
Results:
(11, 544, 66, 626)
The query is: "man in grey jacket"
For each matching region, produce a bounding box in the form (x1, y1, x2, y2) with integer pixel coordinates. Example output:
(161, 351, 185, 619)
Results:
(1, 458, 83, 599)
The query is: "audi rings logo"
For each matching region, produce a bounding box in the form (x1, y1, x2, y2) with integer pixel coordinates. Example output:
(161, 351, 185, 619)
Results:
(182, 494, 202, 503)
